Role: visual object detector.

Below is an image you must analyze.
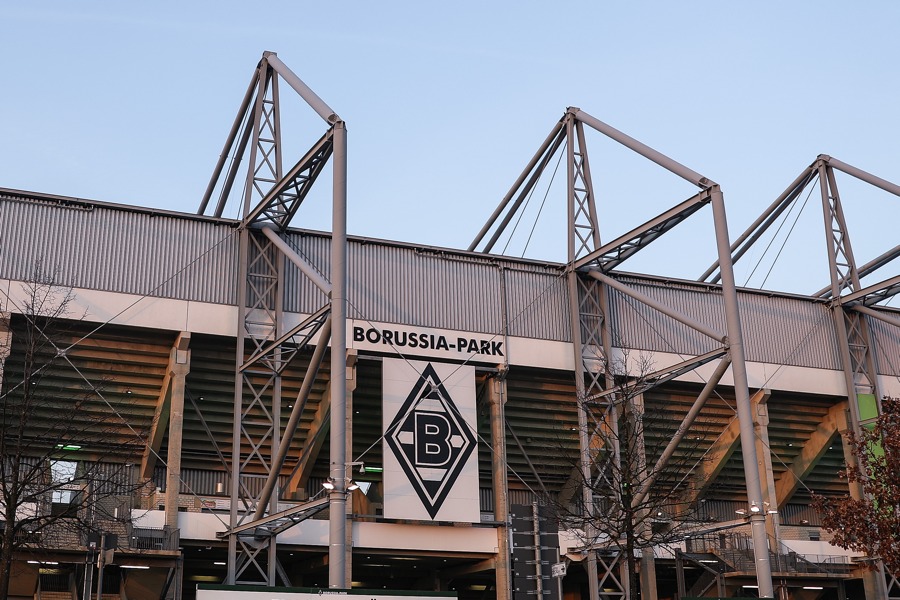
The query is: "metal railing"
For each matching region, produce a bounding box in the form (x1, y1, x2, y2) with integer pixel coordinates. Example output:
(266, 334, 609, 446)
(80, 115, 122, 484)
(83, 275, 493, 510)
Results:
(38, 571, 72, 593)
(685, 531, 852, 576)
(127, 525, 179, 551)
(769, 538, 852, 576)
(13, 528, 43, 545)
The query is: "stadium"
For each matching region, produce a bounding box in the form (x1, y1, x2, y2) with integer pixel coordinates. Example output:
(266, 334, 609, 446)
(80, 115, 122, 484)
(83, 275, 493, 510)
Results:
(1, 53, 899, 600)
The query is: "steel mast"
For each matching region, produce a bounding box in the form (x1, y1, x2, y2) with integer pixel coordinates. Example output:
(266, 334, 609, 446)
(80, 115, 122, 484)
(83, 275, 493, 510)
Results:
(702, 155, 900, 600)
(198, 51, 349, 589)
(472, 108, 776, 598)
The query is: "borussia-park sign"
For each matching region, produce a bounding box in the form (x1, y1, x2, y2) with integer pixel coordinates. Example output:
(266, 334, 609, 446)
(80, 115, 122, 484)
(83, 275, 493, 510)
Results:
(352, 325, 504, 357)
(348, 320, 576, 372)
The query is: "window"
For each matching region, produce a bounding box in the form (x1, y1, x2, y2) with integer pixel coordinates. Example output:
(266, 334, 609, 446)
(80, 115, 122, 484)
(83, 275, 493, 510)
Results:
(50, 460, 79, 517)
(50, 489, 80, 517)
(50, 460, 77, 484)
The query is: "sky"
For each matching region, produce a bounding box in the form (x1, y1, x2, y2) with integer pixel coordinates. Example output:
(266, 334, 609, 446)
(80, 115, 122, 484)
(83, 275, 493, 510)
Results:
(2, 2, 899, 298)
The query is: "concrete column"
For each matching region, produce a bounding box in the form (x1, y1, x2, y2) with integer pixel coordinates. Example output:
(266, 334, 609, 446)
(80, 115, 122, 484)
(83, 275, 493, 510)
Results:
(751, 390, 781, 550)
(174, 554, 184, 600)
(675, 550, 686, 599)
(639, 546, 658, 600)
(489, 371, 511, 600)
(862, 546, 888, 597)
(164, 333, 191, 532)
(632, 394, 657, 600)
(165, 334, 191, 600)
(839, 421, 889, 600)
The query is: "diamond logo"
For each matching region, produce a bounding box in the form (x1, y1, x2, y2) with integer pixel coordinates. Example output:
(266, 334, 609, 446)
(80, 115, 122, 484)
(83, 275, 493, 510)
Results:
(384, 363, 477, 519)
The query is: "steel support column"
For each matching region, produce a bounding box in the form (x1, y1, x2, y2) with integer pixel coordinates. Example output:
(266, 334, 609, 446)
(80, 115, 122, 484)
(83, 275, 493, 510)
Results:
(563, 109, 603, 600)
(328, 120, 348, 589)
(227, 224, 250, 585)
(211, 53, 342, 588)
(471, 108, 787, 598)
(710, 189, 774, 597)
(818, 163, 883, 428)
(228, 59, 286, 585)
(229, 231, 287, 584)
(816, 161, 889, 600)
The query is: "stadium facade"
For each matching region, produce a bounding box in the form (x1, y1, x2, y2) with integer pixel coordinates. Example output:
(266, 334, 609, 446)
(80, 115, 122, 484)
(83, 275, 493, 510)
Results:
(2, 53, 899, 600)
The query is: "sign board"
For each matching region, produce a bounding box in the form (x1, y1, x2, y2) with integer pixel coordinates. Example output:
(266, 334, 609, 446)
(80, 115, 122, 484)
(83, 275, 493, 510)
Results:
(382, 359, 479, 521)
(352, 323, 504, 361)
(551, 562, 566, 578)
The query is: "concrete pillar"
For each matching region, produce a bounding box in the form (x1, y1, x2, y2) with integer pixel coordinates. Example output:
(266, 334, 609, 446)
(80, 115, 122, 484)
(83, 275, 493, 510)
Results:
(164, 333, 191, 600)
(639, 546, 658, 600)
(675, 550, 686, 599)
(751, 390, 781, 551)
(164, 333, 191, 532)
(839, 423, 889, 600)
(630, 392, 658, 600)
(628, 392, 658, 600)
(489, 371, 512, 600)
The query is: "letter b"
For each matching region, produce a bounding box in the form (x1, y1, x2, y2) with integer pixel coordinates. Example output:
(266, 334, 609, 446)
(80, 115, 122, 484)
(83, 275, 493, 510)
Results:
(415, 412, 452, 467)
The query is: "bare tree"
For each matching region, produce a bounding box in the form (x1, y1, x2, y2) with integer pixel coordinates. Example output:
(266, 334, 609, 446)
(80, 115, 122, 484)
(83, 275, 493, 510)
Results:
(0, 269, 146, 598)
(550, 354, 710, 599)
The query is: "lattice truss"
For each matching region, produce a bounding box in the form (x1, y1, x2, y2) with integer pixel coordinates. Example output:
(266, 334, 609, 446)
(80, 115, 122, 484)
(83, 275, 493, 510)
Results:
(700, 155, 900, 428)
(198, 51, 342, 585)
(470, 107, 758, 598)
(468, 107, 900, 599)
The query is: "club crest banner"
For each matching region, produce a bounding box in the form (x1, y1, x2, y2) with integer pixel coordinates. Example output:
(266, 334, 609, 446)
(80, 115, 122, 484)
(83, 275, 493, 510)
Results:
(382, 359, 479, 521)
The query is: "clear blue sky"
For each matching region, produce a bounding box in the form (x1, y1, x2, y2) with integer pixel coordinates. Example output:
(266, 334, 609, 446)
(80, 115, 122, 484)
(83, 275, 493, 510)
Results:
(2, 2, 899, 297)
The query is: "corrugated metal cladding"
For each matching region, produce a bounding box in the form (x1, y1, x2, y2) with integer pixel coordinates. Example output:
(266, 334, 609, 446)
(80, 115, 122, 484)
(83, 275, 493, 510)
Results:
(278, 230, 331, 312)
(0, 195, 570, 341)
(740, 291, 841, 369)
(869, 315, 900, 375)
(279, 230, 571, 342)
(607, 276, 843, 370)
(4, 194, 897, 373)
(0, 195, 239, 305)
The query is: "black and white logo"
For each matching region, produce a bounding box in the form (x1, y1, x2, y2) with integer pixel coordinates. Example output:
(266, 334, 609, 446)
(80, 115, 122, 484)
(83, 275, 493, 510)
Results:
(384, 363, 477, 518)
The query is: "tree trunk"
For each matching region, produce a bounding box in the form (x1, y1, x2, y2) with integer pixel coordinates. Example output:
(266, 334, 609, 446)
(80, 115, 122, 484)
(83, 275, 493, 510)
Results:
(0, 510, 16, 600)
(626, 521, 638, 599)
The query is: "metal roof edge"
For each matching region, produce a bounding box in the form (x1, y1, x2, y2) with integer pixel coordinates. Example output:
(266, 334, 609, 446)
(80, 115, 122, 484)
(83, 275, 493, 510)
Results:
(0, 187, 238, 226)
(4, 186, 897, 315)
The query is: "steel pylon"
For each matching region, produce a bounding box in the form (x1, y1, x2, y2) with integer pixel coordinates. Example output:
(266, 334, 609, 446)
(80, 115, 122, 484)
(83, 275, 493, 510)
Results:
(701, 154, 900, 600)
(198, 52, 347, 588)
(471, 108, 776, 598)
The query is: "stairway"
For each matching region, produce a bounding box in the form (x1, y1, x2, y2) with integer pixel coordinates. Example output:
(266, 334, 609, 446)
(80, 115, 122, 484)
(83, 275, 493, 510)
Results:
(687, 569, 721, 598)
